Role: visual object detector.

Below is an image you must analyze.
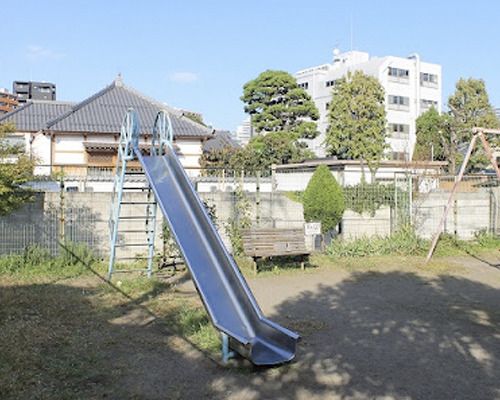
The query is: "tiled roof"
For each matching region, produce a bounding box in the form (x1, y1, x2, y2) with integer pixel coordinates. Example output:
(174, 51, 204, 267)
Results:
(203, 130, 240, 152)
(46, 77, 213, 138)
(0, 100, 74, 132)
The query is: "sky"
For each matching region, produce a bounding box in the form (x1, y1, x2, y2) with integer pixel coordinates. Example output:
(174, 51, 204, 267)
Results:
(1, 0, 499, 131)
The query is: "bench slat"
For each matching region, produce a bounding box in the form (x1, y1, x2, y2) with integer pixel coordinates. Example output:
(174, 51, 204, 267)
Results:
(242, 227, 310, 258)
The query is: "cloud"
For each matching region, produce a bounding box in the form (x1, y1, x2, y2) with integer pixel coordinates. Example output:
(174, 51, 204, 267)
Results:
(168, 71, 199, 83)
(26, 45, 65, 61)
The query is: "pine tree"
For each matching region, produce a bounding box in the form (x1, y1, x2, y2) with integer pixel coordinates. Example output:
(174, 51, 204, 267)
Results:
(241, 70, 319, 139)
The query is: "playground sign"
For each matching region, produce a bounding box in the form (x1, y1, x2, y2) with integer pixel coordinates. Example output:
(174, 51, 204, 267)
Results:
(304, 222, 321, 235)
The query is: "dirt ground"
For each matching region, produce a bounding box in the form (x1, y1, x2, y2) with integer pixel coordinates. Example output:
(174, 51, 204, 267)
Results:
(2, 254, 500, 400)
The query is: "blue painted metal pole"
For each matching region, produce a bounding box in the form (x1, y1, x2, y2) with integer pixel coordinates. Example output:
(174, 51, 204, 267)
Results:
(107, 109, 140, 280)
(221, 332, 235, 364)
(145, 110, 173, 277)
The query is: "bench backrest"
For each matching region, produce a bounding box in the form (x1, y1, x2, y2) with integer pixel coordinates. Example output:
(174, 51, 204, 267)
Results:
(242, 228, 309, 258)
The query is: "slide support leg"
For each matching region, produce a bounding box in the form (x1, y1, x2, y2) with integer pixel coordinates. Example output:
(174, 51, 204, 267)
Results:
(221, 332, 235, 364)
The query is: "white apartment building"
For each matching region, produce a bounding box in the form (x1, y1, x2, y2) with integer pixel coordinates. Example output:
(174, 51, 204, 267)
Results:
(235, 117, 253, 145)
(295, 49, 442, 159)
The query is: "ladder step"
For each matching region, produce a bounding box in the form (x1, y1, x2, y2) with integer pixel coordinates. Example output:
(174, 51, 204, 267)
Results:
(123, 187, 149, 190)
(113, 269, 150, 273)
(114, 243, 153, 248)
(119, 216, 155, 220)
(120, 202, 156, 205)
(115, 257, 150, 261)
(118, 230, 155, 233)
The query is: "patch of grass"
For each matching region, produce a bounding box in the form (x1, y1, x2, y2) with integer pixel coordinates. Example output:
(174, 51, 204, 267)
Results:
(0, 283, 112, 399)
(327, 225, 427, 258)
(433, 231, 500, 257)
(327, 227, 500, 260)
(0, 243, 100, 280)
(172, 303, 220, 354)
(100, 275, 221, 355)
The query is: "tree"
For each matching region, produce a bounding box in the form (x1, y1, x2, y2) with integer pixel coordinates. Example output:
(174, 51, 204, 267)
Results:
(236, 132, 314, 172)
(448, 78, 499, 171)
(183, 111, 206, 126)
(241, 70, 319, 139)
(201, 131, 315, 175)
(200, 146, 238, 174)
(0, 123, 35, 214)
(204, 70, 320, 173)
(325, 71, 387, 177)
(303, 165, 345, 233)
(413, 107, 450, 162)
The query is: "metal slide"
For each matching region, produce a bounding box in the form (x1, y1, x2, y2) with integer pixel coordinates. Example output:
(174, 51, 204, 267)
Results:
(136, 146, 299, 365)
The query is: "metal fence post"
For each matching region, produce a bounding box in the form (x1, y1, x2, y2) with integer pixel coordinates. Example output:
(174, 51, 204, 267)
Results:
(394, 173, 398, 230)
(271, 164, 277, 192)
(256, 170, 261, 227)
(408, 173, 413, 226)
(59, 169, 65, 245)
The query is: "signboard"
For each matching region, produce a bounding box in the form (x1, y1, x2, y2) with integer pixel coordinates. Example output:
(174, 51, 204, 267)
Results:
(304, 222, 321, 235)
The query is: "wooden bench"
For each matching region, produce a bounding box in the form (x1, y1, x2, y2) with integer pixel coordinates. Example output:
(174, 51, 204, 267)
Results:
(242, 228, 310, 273)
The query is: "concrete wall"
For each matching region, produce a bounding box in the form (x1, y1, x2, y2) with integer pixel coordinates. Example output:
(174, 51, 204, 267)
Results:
(414, 189, 498, 239)
(342, 207, 392, 239)
(0, 191, 306, 257)
(1, 185, 496, 257)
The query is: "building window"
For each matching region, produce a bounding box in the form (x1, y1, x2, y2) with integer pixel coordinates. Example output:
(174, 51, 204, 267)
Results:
(4, 135, 25, 151)
(298, 82, 309, 90)
(420, 99, 438, 111)
(388, 67, 409, 82)
(388, 95, 410, 111)
(388, 123, 410, 139)
(420, 72, 438, 87)
(325, 80, 338, 87)
(87, 166, 113, 177)
(391, 151, 407, 161)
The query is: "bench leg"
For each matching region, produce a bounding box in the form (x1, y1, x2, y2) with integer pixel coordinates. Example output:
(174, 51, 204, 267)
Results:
(301, 255, 308, 270)
(252, 257, 258, 275)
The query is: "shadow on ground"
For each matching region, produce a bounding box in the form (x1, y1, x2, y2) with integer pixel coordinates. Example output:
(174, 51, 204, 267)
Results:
(1, 269, 499, 399)
(0, 281, 221, 399)
(213, 270, 500, 400)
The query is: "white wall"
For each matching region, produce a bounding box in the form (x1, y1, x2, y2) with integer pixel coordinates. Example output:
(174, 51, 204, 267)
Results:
(31, 132, 51, 175)
(53, 135, 86, 164)
(275, 165, 440, 191)
(43, 134, 205, 173)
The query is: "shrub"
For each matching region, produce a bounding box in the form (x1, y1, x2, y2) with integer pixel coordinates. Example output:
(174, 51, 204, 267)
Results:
(56, 241, 96, 267)
(327, 225, 427, 257)
(225, 183, 251, 255)
(303, 165, 345, 233)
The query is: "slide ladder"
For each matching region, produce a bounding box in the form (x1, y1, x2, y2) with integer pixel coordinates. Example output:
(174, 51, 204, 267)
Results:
(108, 112, 159, 279)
